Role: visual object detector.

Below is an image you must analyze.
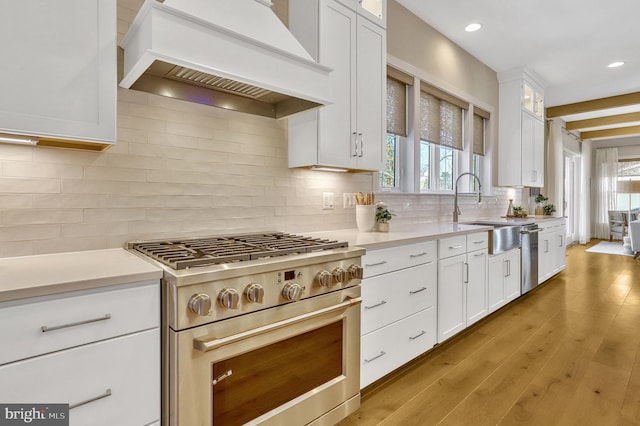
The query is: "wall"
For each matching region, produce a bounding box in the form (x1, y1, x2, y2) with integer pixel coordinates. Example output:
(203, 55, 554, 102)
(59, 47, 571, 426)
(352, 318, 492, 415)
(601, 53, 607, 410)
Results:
(382, 0, 523, 224)
(0, 0, 521, 258)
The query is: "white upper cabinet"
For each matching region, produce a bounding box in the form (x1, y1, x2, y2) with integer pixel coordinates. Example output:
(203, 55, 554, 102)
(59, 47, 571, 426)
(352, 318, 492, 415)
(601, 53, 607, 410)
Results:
(337, 0, 387, 27)
(498, 68, 546, 187)
(0, 0, 116, 150)
(288, 0, 386, 172)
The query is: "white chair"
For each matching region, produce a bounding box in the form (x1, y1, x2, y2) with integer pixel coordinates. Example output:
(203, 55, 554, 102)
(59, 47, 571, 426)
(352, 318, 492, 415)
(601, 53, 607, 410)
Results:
(629, 220, 640, 259)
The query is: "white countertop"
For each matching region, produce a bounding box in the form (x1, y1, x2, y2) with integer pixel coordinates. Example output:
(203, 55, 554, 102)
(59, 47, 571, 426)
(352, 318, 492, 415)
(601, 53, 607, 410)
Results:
(304, 223, 493, 250)
(0, 248, 163, 302)
(304, 216, 566, 250)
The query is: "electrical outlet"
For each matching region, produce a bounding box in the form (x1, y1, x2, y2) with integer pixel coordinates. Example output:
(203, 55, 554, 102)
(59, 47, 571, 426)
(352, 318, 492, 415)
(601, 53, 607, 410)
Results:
(322, 192, 334, 210)
(343, 193, 356, 209)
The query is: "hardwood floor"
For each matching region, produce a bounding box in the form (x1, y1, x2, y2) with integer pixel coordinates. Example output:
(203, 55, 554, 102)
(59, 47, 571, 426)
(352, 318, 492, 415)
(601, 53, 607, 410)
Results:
(343, 240, 640, 425)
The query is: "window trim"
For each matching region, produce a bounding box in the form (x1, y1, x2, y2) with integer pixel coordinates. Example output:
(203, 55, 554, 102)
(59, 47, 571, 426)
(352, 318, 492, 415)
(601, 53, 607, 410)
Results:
(378, 54, 496, 195)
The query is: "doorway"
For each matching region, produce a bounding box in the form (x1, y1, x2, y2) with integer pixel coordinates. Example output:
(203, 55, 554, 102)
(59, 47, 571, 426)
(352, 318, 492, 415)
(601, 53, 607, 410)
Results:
(564, 151, 580, 244)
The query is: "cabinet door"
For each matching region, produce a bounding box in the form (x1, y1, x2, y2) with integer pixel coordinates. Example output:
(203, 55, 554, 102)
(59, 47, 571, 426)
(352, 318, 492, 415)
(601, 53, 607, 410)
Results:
(488, 254, 506, 313)
(466, 249, 488, 326)
(0, 330, 159, 426)
(354, 15, 385, 171)
(437, 254, 466, 343)
(552, 229, 567, 275)
(504, 249, 521, 302)
(523, 83, 535, 114)
(0, 0, 116, 146)
(538, 231, 552, 283)
(532, 119, 545, 186)
(361, 263, 436, 335)
(317, 0, 357, 168)
(521, 112, 536, 186)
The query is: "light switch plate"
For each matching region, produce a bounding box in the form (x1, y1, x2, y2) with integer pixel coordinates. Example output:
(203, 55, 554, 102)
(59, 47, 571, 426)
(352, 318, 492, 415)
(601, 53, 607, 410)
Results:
(323, 192, 334, 210)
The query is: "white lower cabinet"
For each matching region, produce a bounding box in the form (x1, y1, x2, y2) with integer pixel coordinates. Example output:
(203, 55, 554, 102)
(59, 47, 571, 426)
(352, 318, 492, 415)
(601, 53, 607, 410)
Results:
(0, 281, 160, 425)
(0, 330, 159, 426)
(360, 241, 437, 388)
(361, 308, 435, 388)
(538, 219, 567, 283)
(437, 232, 488, 343)
(488, 248, 521, 314)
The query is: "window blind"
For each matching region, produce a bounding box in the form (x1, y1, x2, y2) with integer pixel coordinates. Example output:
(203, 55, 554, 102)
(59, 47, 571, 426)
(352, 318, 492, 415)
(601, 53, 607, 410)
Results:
(387, 77, 407, 136)
(473, 113, 485, 156)
(419, 90, 464, 151)
(386, 66, 412, 137)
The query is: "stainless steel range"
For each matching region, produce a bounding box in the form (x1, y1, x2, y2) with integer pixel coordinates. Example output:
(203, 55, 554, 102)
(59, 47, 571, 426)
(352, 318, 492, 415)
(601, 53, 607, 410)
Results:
(128, 232, 364, 426)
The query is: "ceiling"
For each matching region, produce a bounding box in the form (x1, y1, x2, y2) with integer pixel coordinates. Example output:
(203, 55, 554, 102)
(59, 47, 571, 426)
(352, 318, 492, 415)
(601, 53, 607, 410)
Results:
(395, 0, 640, 140)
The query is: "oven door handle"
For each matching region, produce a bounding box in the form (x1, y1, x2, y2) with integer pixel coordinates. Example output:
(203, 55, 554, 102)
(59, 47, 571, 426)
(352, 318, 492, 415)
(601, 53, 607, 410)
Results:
(193, 296, 363, 353)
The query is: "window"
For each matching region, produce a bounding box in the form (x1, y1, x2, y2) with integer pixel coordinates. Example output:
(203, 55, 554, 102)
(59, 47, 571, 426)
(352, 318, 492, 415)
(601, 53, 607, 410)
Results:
(617, 160, 640, 211)
(471, 108, 489, 191)
(381, 67, 411, 190)
(381, 134, 398, 188)
(379, 63, 493, 193)
(419, 84, 466, 192)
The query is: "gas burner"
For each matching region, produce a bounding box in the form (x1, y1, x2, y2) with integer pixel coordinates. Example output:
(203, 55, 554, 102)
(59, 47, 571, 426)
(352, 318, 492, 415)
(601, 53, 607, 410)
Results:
(130, 232, 348, 270)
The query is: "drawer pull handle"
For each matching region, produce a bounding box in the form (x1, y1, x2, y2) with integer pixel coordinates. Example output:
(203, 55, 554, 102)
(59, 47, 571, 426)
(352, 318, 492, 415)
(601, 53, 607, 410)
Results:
(473, 240, 484, 244)
(409, 252, 428, 258)
(364, 300, 387, 310)
(365, 261, 387, 267)
(409, 287, 427, 295)
(474, 252, 485, 257)
(213, 369, 233, 386)
(69, 388, 112, 410)
(364, 351, 386, 363)
(409, 330, 427, 340)
(41, 314, 111, 333)
(449, 245, 463, 250)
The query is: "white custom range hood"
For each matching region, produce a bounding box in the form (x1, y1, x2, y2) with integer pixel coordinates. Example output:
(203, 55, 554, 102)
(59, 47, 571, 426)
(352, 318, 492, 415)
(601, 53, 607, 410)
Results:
(120, 0, 332, 119)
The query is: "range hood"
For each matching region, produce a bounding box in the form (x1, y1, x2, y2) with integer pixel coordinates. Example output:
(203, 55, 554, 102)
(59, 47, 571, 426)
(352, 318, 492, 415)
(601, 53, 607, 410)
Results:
(120, 0, 332, 119)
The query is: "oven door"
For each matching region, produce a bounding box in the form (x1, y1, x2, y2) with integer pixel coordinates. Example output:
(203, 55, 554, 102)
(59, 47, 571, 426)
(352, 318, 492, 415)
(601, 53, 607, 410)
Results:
(168, 286, 361, 426)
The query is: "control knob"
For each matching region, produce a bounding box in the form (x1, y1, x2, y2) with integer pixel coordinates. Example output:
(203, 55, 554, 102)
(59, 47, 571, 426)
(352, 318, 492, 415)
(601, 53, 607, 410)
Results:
(347, 264, 364, 280)
(332, 267, 348, 284)
(282, 283, 305, 301)
(244, 283, 265, 303)
(315, 270, 333, 287)
(218, 288, 240, 309)
(187, 293, 212, 316)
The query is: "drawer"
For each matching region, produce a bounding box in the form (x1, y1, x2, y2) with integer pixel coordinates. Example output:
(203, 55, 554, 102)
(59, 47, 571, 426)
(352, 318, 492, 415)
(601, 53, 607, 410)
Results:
(361, 263, 437, 335)
(438, 235, 467, 259)
(362, 240, 437, 278)
(361, 307, 437, 388)
(467, 231, 489, 252)
(0, 329, 160, 426)
(0, 280, 159, 365)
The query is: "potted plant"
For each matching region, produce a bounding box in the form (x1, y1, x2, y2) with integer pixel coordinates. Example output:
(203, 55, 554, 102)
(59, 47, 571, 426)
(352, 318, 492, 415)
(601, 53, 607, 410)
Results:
(375, 204, 395, 232)
(543, 204, 556, 215)
(534, 194, 548, 215)
(513, 205, 528, 218)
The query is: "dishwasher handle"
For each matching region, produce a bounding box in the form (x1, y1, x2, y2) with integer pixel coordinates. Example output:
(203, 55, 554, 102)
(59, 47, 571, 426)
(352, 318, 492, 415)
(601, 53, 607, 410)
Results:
(521, 228, 542, 234)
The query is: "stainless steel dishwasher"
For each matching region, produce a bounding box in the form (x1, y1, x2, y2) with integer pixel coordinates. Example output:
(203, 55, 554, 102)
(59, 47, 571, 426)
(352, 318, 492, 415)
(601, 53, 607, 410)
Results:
(521, 223, 541, 294)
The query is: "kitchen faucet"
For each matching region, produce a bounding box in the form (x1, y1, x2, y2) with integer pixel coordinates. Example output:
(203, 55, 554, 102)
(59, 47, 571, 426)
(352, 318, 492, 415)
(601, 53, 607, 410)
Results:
(453, 172, 482, 222)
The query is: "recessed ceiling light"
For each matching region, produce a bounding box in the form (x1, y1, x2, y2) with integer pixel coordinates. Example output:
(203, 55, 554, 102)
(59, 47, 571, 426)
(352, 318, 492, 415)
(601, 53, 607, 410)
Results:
(465, 23, 482, 32)
(608, 61, 625, 68)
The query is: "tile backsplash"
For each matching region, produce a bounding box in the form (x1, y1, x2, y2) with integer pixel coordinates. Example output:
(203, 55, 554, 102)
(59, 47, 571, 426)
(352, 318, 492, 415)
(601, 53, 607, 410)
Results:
(0, 0, 522, 257)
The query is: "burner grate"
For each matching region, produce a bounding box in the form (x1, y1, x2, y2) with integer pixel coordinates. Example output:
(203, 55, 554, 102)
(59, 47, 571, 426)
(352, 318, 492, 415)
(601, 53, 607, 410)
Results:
(132, 232, 348, 269)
